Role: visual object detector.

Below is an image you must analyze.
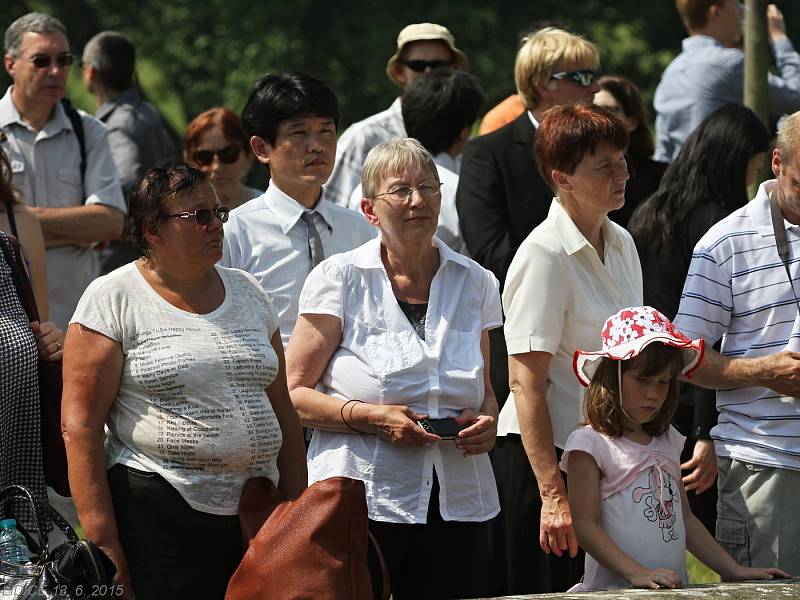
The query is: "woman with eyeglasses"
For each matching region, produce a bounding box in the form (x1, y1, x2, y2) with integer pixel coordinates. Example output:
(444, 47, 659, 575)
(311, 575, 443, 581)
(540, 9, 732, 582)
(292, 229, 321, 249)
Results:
(184, 107, 261, 210)
(61, 161, 306, 600)
(287, 138, 502, 600)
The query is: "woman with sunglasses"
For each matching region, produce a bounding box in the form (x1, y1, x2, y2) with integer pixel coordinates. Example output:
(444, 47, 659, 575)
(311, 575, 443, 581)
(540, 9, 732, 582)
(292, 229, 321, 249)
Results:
(184, 107, 261, 210)
(287, 138, 501, 600)
(61, 162, 306, 600)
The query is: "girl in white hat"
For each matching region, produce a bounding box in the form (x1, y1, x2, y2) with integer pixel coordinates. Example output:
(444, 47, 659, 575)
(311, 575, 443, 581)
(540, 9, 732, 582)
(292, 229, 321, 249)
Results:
(562, 306, 787, 591)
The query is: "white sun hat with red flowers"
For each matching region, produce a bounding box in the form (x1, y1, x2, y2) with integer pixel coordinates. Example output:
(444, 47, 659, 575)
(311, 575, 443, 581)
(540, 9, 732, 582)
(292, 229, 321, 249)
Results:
(573, 306, 705, 387)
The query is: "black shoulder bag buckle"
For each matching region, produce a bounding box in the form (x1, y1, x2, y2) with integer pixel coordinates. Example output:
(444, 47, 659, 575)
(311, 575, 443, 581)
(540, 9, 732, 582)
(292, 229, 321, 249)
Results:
(768, 186, 800, 313)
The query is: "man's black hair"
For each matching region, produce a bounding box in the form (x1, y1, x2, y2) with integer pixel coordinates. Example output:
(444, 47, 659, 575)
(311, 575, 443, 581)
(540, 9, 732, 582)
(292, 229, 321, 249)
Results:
(401, 68, 485, 156)
(240, 72, 340, 145)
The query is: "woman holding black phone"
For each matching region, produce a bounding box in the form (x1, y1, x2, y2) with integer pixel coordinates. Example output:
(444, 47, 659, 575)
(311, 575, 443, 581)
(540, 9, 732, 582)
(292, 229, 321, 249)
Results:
(287, 138, 502, 600)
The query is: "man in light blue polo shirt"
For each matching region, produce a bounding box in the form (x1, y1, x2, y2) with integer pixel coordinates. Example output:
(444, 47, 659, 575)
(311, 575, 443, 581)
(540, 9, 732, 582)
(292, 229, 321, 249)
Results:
(654, 1, 800, 162)
(675, 111, 800, 574)
(2, 12, 125, 329)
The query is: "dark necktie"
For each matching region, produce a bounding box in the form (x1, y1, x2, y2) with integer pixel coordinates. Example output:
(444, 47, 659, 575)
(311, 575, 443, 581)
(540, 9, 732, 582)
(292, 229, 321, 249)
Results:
(300, 211, 325, 270)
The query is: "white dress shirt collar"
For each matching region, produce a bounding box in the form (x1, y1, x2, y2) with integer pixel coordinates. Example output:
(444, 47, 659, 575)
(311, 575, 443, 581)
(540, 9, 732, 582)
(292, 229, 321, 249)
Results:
(264, 181, 335, 235)
(350, 233, 473, 272)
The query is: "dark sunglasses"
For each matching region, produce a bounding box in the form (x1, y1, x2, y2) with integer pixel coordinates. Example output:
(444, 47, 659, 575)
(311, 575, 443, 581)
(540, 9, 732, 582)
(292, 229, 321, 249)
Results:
(550, 69, 597, 87)
(162, 206, 230, 226)
(399, 59, 451, 72)
(191, 145, 241, 167)
(28, 53, 74, 69)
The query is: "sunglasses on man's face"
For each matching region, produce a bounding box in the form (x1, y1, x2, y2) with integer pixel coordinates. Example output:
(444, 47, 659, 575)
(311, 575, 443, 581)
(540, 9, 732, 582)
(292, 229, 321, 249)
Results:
(399, 59, 451, 72)
(550, 69, 597, 87)
(27, 53, 74, 69)
(162, 206, 230, 226)
(191, 145, 241, 167)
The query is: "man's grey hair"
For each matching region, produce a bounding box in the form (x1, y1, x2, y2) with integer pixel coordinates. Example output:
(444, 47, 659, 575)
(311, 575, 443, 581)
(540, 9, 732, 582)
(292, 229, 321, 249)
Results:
(82, 31, 136, 92)
(4, 12, 67, 57)
(777, 112, 800, 160)
(361, 138, 439, 198)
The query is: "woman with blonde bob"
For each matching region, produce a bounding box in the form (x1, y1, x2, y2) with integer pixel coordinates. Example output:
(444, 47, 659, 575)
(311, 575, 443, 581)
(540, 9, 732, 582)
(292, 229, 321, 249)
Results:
(287, 138, 502, 599)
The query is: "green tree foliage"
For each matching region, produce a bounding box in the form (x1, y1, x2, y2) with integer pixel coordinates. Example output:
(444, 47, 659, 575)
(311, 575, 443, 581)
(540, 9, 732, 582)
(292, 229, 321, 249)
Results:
(2, 0, 799, 135)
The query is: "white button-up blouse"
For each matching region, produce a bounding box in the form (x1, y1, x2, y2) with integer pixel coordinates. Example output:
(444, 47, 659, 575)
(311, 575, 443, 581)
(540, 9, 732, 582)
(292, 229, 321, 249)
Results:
(297, 236, 503, 524)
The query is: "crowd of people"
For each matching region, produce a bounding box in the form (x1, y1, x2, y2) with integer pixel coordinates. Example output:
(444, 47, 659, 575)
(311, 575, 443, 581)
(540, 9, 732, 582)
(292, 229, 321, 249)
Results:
(2, 1, 800, 598)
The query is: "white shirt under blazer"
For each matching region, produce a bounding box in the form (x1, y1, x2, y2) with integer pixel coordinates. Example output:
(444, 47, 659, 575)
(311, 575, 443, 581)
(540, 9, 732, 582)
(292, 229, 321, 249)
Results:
(298, 235, 503, 524)
(220, 183, 376, 348)
(675, 179, 800, 471)
(497, 199, 643, 449)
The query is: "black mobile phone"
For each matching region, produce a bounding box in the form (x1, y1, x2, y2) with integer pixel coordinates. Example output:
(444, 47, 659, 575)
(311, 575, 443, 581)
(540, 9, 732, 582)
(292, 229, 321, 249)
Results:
(417, 418, 463, 440)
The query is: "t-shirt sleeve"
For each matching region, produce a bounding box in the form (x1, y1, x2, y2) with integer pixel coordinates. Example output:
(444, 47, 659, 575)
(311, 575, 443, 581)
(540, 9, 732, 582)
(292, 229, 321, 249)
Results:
(673, 234, 732, 344)
(503, 242, 568, 355)
(70, 276, 123, 342)
(667, 425, 687, 461)
(480, 267, 503, 330)
(298, 259, 345, 321)
(559, 427, 603, 474)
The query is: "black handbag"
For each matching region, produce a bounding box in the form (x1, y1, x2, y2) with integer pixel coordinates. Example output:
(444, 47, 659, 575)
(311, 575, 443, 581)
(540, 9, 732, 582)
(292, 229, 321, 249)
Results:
(0, 233, 70, 496)
(0, 485, 116, 599)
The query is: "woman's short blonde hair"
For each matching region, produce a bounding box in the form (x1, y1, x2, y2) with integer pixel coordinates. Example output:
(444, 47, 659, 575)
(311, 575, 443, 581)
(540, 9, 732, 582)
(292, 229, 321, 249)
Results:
(514, 27, 600, 110)
(777, 112, 800, 163)
(361, 138, 439, 198)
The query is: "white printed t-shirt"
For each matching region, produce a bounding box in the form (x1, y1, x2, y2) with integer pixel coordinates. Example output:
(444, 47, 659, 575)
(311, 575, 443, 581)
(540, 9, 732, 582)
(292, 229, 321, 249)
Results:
(71, 262, 283, 515)
(298, 236, 502, 524)
(560, 426, 688, 591)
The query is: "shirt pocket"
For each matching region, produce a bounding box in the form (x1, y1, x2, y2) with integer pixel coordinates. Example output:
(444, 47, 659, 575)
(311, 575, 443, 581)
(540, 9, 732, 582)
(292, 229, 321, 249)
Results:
(8, 159, 29, 203)
(57, 167, 83, 205)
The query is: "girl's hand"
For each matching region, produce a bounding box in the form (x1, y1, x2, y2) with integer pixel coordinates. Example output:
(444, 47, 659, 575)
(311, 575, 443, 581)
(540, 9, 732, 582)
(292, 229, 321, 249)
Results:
(30, 321, 64, 362)
(724, 565, 790, 581)
(629, 567, 683, 589)
(454, 409, 496, 456)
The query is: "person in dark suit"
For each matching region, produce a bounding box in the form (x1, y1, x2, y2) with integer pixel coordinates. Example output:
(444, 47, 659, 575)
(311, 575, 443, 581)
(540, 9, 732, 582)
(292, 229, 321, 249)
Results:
(455, 27, 601, 595)
(457, 28, 600, 408)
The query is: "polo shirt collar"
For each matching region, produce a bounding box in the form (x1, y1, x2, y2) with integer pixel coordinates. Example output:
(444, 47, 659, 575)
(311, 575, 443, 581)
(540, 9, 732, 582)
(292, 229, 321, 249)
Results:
(750, 178, 789, 237)
(549, 198, 623, 256)
(264, 181, 334, 235)
(350, 233, 471, 271)
(0, 85, 72, 135)
(682, 35, 724, 51)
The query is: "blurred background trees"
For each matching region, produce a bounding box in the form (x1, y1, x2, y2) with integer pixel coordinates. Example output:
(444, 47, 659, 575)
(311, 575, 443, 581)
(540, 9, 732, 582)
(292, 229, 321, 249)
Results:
(2, 0, 797, 134)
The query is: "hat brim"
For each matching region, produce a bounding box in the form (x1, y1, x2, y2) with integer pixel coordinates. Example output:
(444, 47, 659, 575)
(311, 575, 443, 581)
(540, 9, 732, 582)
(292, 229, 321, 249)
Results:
(573, 334, 705, 387)
(386, 45, 469, 86)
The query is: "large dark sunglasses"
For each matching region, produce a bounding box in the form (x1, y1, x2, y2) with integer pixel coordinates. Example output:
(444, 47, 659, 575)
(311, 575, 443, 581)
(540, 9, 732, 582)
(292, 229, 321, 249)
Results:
(191, 146, 241, 167)
(550, 69, 597, 87)
(28, 53, 74, 69)
(162, 206, 230, 226)
(399, 59, 451, 72)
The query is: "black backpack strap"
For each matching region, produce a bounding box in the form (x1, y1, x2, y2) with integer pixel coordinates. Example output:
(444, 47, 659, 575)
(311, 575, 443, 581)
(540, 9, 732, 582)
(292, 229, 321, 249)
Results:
(60, 98, 87, 201)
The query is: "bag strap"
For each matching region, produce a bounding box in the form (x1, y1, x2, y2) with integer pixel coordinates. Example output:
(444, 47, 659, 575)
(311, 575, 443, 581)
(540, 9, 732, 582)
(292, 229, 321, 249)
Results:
(0, 232, 40, 322)
(368, 531, 391, 600)
(60, 98, 86, 200)
(769, 187, 800, 314)
(3, 200, 18, 240)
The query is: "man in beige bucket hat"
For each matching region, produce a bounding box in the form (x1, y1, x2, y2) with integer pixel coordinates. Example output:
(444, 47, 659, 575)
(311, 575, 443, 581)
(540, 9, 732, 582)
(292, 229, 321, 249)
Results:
(325, 22, 468, 206)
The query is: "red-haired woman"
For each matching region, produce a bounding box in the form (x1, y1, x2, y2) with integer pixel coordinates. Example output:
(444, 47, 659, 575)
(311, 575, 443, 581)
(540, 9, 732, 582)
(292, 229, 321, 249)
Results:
(491, 103, 643, 594)
(184, 108, 261, 210)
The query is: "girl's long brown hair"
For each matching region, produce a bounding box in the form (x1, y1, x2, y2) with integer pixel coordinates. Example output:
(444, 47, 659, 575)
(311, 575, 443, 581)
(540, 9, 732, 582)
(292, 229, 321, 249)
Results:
(583, 343, 684, 437)
(0, 148, 19, 210)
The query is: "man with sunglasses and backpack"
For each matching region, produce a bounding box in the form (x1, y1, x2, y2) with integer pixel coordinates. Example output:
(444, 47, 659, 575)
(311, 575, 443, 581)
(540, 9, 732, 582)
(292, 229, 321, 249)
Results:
(82, 30, 178, 275)
(1, 13, 126, 330)
(325, 22, 468, 207)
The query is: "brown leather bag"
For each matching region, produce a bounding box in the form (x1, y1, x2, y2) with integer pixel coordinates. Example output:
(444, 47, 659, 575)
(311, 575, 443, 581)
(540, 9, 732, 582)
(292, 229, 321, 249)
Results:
(226, 476, 388, 600)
